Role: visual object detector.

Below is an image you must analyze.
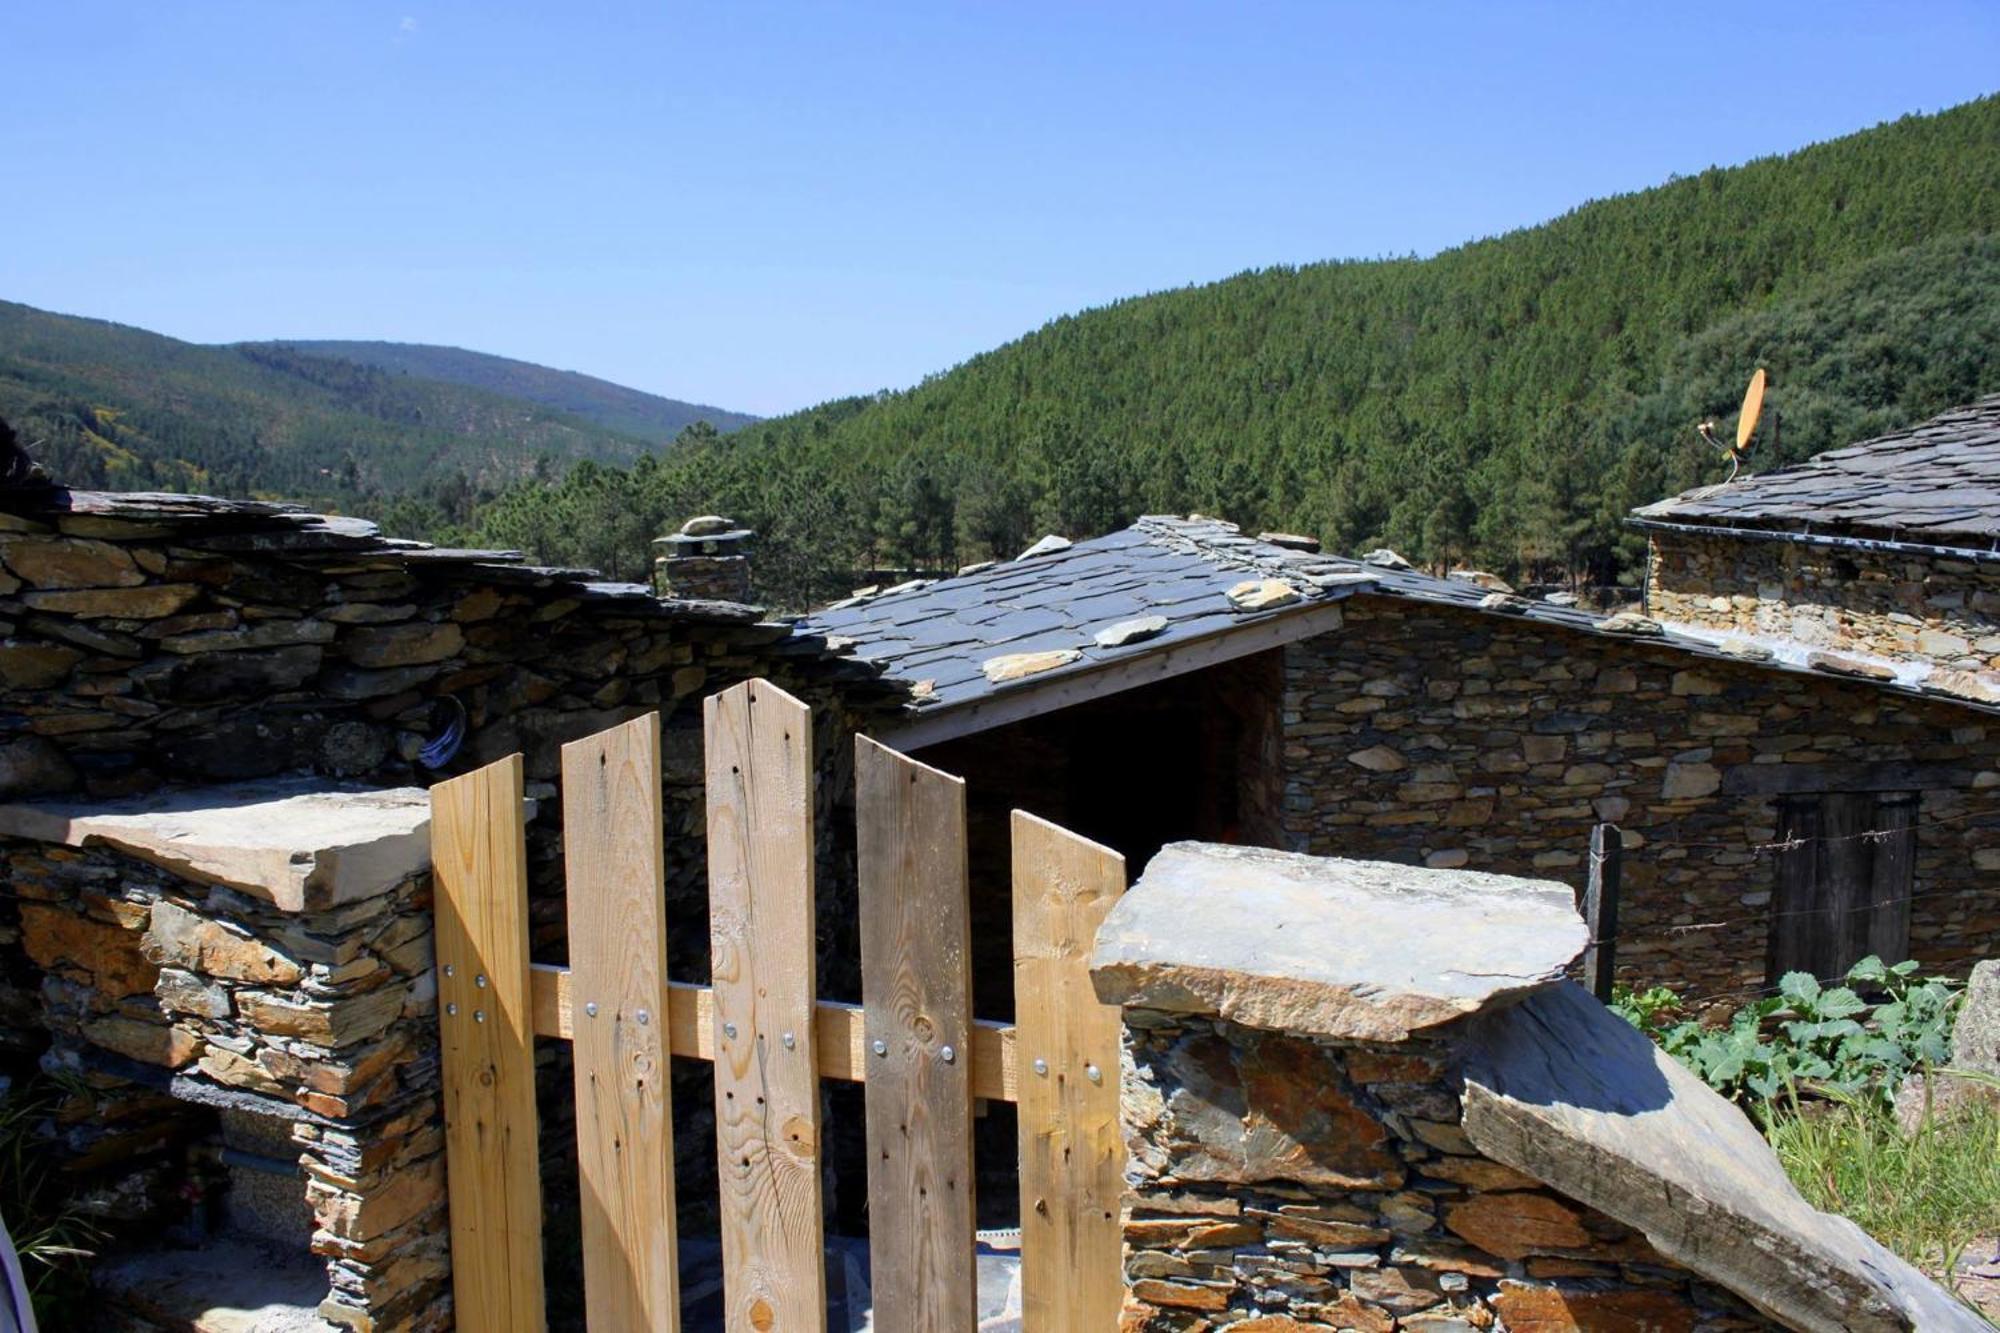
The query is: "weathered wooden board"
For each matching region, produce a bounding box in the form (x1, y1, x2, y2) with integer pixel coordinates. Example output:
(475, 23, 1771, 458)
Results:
(705, 680, 827, 1332)
(563, 713, 679, 1332)
(432, 754, 547, 1332)
(1581, 823, 1622, 1002)
(1820, 792, 1871, 976)
(1011, 810, 1125, 1333)
(1864, 793, 1917, 964)
(1769, 796, 1823, 980)
(856, 736, 975, 1331)
(530, 964, 1019, 1101)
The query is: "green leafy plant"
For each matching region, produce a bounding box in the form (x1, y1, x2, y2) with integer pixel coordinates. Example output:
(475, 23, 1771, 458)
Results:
(1611, 956, 1962, 1119)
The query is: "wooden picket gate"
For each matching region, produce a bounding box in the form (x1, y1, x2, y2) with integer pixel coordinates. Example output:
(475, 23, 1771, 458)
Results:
(430, 679, 1127, 1331)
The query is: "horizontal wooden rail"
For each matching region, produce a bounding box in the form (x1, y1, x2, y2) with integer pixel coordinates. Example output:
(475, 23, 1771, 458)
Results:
(529, 963, 1020, 1103)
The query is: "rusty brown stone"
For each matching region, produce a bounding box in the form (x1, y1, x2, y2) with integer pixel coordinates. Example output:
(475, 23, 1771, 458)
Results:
(1443, 1192, 1591, 1260)
(1418, 1156, 1543, 1191)
(0, 642, 84, 689)
(238, 986, 404, 1048)
(341, 621, 464, 668)
(20, 904, 158, 997)
(1489, 1281, 1694, 1333)
(144, 900, 302, 985)
(1142, 1028, 1405, 1190)
(22, 584, 200, 619)
(2, 537, 144, 588)
(1129, 1278, 1230, 1311)
(84, 1015, 199, 1067)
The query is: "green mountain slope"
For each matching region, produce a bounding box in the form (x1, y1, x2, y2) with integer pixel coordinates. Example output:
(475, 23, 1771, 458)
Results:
(260, 340, 756, 440)
(467, 96, 2000, 607)
(0, 301, 743, 525)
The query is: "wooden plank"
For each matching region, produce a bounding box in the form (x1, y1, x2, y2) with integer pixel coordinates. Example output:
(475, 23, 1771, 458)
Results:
(1863, 792, 1918, 965)
(1820, 793, 1871, 979)
(1011, 810, 1125, 1333)
(431, 754, 546, 1333)
(705, 680, 826, 1333)
(529, 966, 1020, 1102)
(1768, 796, 1821, 982)
(1580, 824, 1622, 1003)
(563, 713, 679, 1332)
(856, 737, 975, 1331)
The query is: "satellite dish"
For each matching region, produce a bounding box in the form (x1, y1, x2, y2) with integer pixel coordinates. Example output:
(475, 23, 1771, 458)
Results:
(1737, 367, 1767, 452)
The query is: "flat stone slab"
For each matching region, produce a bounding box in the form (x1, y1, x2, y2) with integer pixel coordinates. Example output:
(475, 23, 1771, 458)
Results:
(0, 777, 434, 911)
(1462, 981, 1984, 1333)
(1089, 842, 1587, 1041)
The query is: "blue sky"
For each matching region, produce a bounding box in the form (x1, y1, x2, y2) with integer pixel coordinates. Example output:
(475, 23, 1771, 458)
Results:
(3, 4, 1995, 417)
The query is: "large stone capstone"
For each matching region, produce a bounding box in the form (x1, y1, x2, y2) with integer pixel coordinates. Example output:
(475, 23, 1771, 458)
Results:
(1089, 842, 1587, 1041)
(1461, 981, 1986, 1332)
(0, 778, 437, 911)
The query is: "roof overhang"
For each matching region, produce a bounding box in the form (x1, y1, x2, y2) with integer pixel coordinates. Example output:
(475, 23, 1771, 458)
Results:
(875, 599, 1352, 751)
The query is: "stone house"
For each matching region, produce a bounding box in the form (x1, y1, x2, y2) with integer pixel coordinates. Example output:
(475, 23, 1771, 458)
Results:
(805, 500, 2000, 1002)
(1634, 393, 2000, 676)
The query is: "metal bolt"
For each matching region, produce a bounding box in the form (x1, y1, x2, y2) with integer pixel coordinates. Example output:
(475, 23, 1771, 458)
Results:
(635, 1009, 650, 1026)
(1085, 1063, 1102, 1084)
(584, 1002, 599, 1018)
(446, 1002, 458, 1016)
(443, 964, 455, 978)
(1032, 1058, 1049, 1077)
(723, 1022, 738, 1040)
(474, 1009, 487, 1023)
(940, 1045, 956, 1064)
(872, 1039, 889, 1057)
(782, 1031, 796, 1050)
(474, 974, 489, 989)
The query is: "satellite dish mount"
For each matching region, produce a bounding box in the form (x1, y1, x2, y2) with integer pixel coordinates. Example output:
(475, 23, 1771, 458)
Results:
(1695, 367, 1770, 483)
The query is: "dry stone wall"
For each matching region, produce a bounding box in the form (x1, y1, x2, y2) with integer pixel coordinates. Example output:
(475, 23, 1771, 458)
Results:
(1117, 1012, 1777, 1332)
(1093, 842, 1982, 1333)
(1280, 596, 2000, 994)
(1646, 529, 2000, 671)
(6, 836, 447, 1330)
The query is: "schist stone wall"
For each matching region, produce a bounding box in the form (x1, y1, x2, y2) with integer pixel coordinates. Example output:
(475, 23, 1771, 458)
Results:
(1646, 529, 2000, 671)
(1277, 596, 2000, 994)
(1090, 843, 1984, 1333)
(0, 490, 904, 1320)
(0, 786, 447, 1329)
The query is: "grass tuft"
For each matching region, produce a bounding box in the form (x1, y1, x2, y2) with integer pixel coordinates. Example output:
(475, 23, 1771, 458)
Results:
(1767, 1093, 2000, 1280)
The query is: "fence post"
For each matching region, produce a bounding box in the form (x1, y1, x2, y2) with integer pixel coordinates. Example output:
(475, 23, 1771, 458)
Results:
(1011, 811, 1126, 1333)
(706, 680, 828, 1332)
(1583, 823, 1622, 1002)
(563, 713, 680, 1332)
(432, 754, 547, 1332)
(856, 736, 977, 1331)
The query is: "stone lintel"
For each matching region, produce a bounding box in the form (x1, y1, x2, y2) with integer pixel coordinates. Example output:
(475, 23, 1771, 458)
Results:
(1089, 841, 1587, 1042)
(0, 778, 439, 912)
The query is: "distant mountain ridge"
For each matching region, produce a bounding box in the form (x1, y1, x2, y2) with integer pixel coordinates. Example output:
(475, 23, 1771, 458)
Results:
(258, 340, 757, 441)
(0, 300, 752, 528)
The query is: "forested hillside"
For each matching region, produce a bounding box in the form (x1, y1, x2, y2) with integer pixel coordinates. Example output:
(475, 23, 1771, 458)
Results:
(467, 97, 2000, 608)
(261, 341, 756, 440)
(0, 302, 739, 527)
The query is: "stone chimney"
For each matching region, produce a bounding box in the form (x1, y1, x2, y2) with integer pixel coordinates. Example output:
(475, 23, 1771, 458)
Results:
(653, 515, 754, 602)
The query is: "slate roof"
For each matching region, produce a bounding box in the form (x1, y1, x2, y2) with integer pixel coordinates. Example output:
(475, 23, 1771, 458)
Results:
(1631, 395, 2000, 549)
(800, 516, 2000, 723)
